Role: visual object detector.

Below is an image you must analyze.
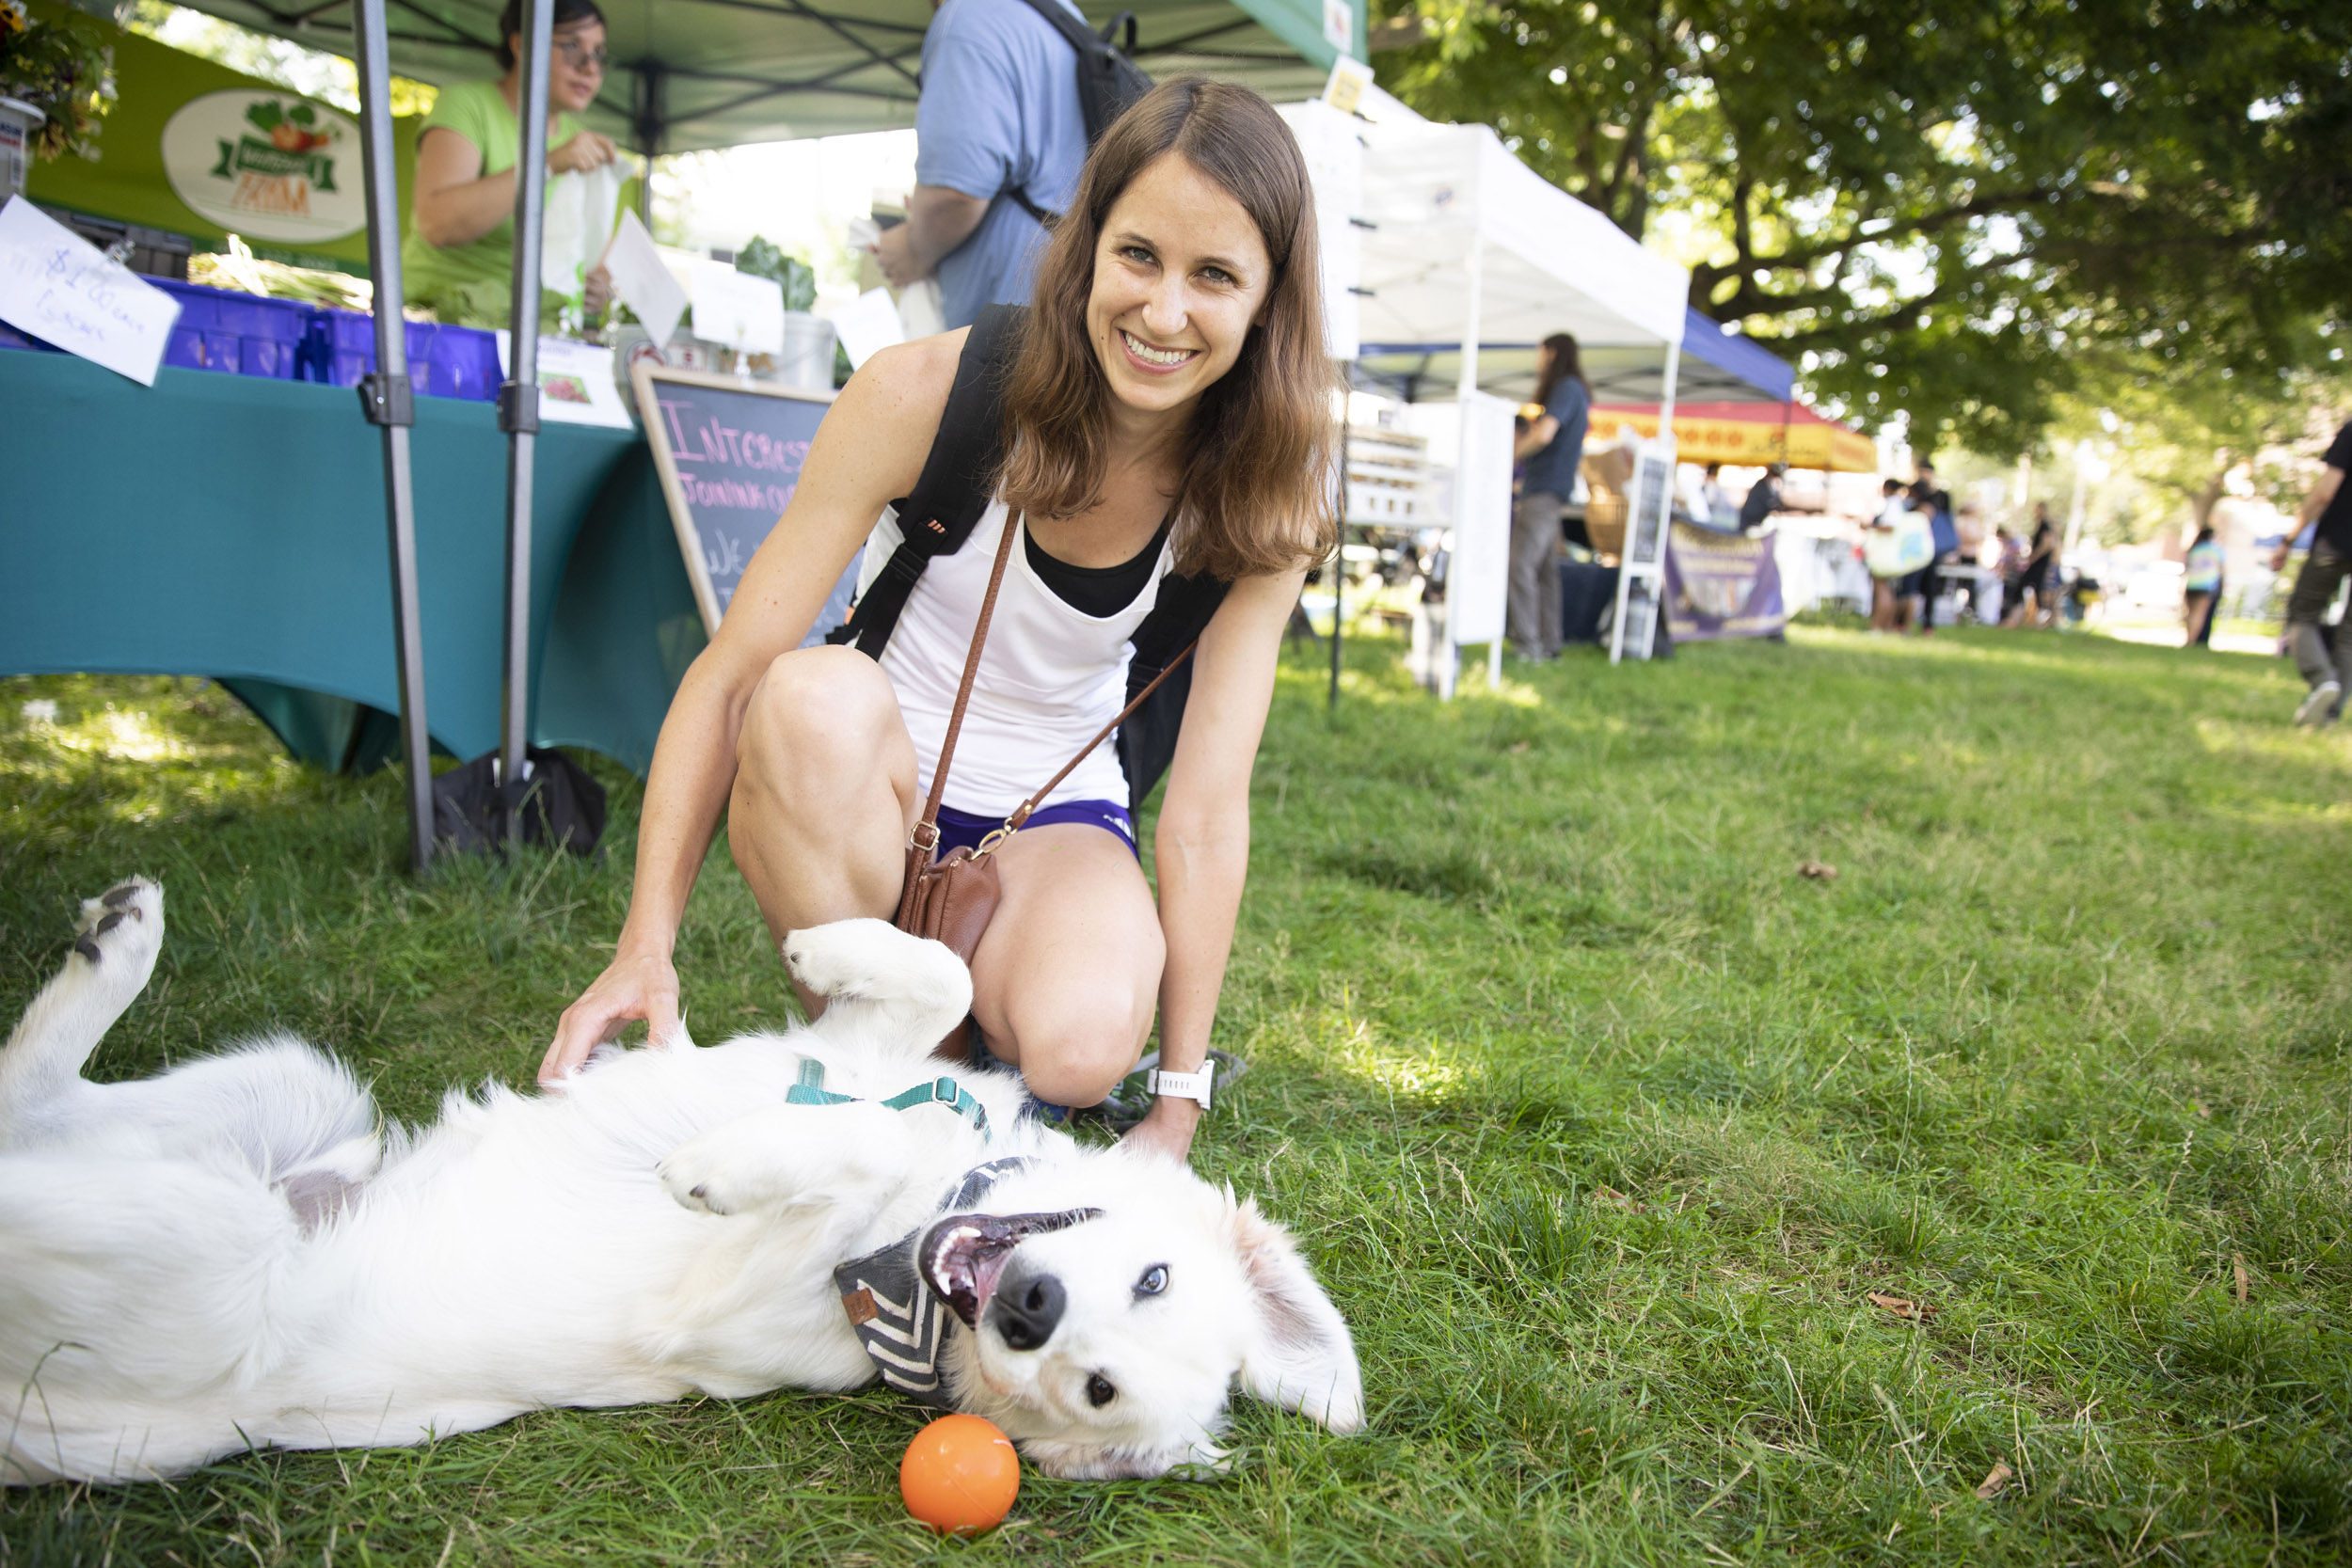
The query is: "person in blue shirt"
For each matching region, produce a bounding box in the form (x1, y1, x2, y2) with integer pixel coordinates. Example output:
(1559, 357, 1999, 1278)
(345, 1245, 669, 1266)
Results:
(1509, 332, 1591, 660)
(872, 0, 1090, 329)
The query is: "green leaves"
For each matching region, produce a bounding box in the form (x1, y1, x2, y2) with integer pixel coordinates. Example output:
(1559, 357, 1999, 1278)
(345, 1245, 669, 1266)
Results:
(1375, 0, 2352, 456)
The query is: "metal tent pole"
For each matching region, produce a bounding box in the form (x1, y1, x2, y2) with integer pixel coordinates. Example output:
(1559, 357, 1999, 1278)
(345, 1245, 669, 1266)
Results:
(499, 0, 556, 843)
(352, 0, 433, 875)
(1455, 230, 1483, 696)
(1329, 417, 1346, 709)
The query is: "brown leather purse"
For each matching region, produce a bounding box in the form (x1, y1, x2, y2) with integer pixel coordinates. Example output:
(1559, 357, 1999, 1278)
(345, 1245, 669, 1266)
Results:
(895, 512, 1200, 973)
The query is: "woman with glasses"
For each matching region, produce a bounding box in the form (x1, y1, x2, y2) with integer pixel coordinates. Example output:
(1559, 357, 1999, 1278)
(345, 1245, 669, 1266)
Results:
(402, 0, 619, 328)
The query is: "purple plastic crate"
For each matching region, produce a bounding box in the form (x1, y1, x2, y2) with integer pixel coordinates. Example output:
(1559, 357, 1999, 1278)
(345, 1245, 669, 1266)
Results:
(313, 307, 500, 403)
(150, 280, 321, 380)
(1, 318, 59, 353)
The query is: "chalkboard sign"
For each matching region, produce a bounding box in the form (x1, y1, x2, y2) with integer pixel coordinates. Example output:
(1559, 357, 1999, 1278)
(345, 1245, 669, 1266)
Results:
(631, 362, 856, 638)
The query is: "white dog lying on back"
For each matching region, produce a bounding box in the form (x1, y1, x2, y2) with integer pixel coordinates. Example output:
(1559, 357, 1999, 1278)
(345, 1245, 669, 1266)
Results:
(0, 879, 1361, 1486)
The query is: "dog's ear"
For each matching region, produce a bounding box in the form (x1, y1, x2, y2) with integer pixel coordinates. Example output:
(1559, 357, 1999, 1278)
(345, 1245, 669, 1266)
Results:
(1228, 1196, 1364, 1433)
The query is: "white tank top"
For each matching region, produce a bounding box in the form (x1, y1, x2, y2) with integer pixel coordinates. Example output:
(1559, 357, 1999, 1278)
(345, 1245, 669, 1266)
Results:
(858, 498, 1174, 818)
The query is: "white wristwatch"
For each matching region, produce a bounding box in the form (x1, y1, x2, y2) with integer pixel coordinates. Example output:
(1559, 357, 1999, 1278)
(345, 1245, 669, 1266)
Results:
(1146, 1066, 1213, 1112)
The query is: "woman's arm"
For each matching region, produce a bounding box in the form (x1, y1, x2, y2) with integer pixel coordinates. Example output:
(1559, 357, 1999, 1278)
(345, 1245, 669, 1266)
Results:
(540, 332, 961, 1083)
(411, 124, 618, 250)
(1123, 567, 1305, 1161)
(1512, 415, 1560, 462)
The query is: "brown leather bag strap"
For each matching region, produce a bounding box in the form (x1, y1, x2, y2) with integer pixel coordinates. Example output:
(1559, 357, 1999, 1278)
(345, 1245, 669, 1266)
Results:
(911, 510, 1022, 853)
(998, 638, 1201, 836)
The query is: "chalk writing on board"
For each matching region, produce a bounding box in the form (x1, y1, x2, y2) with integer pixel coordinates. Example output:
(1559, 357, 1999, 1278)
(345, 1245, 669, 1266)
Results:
(634, 364, 854, 643)
(654, 392, 812, 618)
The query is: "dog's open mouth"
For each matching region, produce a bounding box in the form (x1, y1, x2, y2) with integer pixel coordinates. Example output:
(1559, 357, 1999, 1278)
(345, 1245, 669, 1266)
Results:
(918, 1209, 1100, 1327)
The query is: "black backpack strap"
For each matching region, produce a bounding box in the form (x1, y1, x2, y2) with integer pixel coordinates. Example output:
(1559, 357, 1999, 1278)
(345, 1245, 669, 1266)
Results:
(832, 304, 1026, 659)
(1003, 182, 1058, 229)
(1114, 569, 1231, 803)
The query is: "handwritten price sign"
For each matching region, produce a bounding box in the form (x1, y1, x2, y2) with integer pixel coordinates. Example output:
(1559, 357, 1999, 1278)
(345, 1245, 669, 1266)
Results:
(0, 198, 180, 386)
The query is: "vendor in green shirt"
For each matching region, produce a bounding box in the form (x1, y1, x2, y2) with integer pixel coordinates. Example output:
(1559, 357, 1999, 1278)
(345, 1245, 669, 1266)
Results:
(402, 0, 617, 327)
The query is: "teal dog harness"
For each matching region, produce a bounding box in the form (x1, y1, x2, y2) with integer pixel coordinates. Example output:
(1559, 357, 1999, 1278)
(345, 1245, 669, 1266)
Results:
(787, 1056, 990, 1140)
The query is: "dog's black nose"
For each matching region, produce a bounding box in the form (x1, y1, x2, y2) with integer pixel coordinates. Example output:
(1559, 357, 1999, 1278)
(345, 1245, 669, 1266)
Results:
(987, 1268, 1065, 1352)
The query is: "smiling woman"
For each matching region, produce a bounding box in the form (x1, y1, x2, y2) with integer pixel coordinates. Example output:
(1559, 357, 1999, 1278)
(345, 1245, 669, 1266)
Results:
(544, 78, 1336, 1169)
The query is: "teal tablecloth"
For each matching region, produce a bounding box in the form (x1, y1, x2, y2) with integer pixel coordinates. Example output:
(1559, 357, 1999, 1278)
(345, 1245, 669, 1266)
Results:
(0, 351, 704, 773)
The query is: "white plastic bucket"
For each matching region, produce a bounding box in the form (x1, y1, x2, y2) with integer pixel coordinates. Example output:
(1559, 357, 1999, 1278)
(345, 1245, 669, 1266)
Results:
(0, 98, 46, 204)
(771, 310, 836, 390)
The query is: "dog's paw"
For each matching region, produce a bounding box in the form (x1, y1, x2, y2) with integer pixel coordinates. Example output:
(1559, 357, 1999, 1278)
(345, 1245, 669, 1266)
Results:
(72, 878, 162, 973)
(781, 917, 921, 1001)
(658, 1132, 745, 1216)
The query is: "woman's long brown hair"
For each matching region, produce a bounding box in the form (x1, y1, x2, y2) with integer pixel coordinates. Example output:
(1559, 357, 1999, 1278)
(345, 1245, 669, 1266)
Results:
(1531, 332, 1588, 411)
(995, 77, 1337, 581)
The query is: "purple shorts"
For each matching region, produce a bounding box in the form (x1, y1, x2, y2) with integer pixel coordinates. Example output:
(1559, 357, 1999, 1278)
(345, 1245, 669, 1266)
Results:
(932, 800, 1138, 861)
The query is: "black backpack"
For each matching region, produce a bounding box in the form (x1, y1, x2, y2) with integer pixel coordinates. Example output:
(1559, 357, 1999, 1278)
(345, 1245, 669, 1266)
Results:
(828, 304, 1228, 805)
(1003, 0, 1153, 225)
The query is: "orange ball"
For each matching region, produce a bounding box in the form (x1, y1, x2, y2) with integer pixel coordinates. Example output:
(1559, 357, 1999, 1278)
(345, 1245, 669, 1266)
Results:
(899, 1414, 1021, 1536)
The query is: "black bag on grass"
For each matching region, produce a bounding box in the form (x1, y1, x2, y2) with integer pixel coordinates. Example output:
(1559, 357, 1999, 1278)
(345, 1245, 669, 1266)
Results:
(432, 746, 606, 857)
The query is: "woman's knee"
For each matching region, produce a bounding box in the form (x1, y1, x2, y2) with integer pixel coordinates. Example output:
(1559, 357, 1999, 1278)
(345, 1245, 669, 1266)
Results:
(738, 647, 900, 785)
(1001, 974, 1158, 1107)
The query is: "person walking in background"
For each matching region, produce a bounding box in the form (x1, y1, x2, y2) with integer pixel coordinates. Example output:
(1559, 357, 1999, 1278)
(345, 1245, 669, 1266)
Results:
(1993, 525, 2026, 626)
(1910, 460, 1959, 634)
(2270, 418, 2352, 725)
(2004, 505, 2058, 628)
(872, 0, 1090, 329)
(1699, 463, 1729, 528)
(1864, 477, 1912, 632)
(1738, 462, 1784, 533)
(2182, 525, 2224, 648)
(1507, 332, 1591, 661)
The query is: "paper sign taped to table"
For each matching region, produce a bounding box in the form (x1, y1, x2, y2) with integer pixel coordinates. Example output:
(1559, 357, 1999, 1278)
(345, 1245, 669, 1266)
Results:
(494, 331, 634, 429)
(0, 197, 181, 386)
(601, 209, 686, 349)
(830, 286, 904, 371)
(690, 259, 785, 355)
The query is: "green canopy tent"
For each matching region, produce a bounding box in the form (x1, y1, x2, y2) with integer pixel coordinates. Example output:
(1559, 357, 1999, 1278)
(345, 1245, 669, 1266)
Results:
(155, 0, 1361, 154)
(158, 0, 1360, 870)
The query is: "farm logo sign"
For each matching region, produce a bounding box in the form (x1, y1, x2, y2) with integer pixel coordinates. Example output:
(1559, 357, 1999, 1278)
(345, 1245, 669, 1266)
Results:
(162, 91, 364, 244)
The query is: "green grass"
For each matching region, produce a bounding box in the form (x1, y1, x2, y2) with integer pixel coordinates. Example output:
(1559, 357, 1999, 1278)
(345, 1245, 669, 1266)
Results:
(3, 626, 2349, 1565)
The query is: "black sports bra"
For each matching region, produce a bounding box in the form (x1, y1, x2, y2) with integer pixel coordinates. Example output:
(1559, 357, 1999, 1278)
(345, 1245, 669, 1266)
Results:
(1024, 515, 1174, 618)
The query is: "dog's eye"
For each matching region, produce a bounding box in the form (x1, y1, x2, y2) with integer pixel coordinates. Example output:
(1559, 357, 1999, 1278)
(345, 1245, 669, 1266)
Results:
(1086, 1373, 1118, 1408)
(1136, 1264, 1168, 1296)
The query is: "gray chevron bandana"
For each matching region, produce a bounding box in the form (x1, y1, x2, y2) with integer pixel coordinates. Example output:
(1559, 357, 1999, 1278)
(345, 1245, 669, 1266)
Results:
(833, 1157, 1098, 1407)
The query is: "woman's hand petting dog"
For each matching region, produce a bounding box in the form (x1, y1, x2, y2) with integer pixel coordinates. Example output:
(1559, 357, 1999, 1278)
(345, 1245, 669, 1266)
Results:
(542, 943, 682, 1085)
(1120, 1095, 1201, 1164)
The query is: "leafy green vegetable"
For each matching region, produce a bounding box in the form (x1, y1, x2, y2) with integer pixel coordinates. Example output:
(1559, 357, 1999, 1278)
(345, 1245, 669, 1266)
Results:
(735, 235, 816, 313)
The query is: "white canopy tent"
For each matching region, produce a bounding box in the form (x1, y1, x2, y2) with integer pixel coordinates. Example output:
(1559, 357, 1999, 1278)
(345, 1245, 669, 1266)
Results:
(1339, 99, 1692, 676)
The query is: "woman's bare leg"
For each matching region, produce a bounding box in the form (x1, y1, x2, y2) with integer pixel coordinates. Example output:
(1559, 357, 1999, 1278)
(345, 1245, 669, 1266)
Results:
(968, 824, 1165, 1108)
(727, 646, 920, 1012)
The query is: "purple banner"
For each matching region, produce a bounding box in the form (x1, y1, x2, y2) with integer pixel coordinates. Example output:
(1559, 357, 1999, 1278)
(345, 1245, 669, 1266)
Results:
(1664, 522, 1787, 641)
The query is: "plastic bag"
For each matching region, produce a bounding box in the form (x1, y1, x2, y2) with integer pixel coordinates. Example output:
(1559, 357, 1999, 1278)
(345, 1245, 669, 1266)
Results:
(541, 162, 622, 307)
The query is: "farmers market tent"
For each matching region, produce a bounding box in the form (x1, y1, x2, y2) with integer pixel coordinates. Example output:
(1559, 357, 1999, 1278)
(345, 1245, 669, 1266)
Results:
(164, 0, 1365, 154)
(1363, 304, 1794, 407)
(1349, 111, 1689, 389)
